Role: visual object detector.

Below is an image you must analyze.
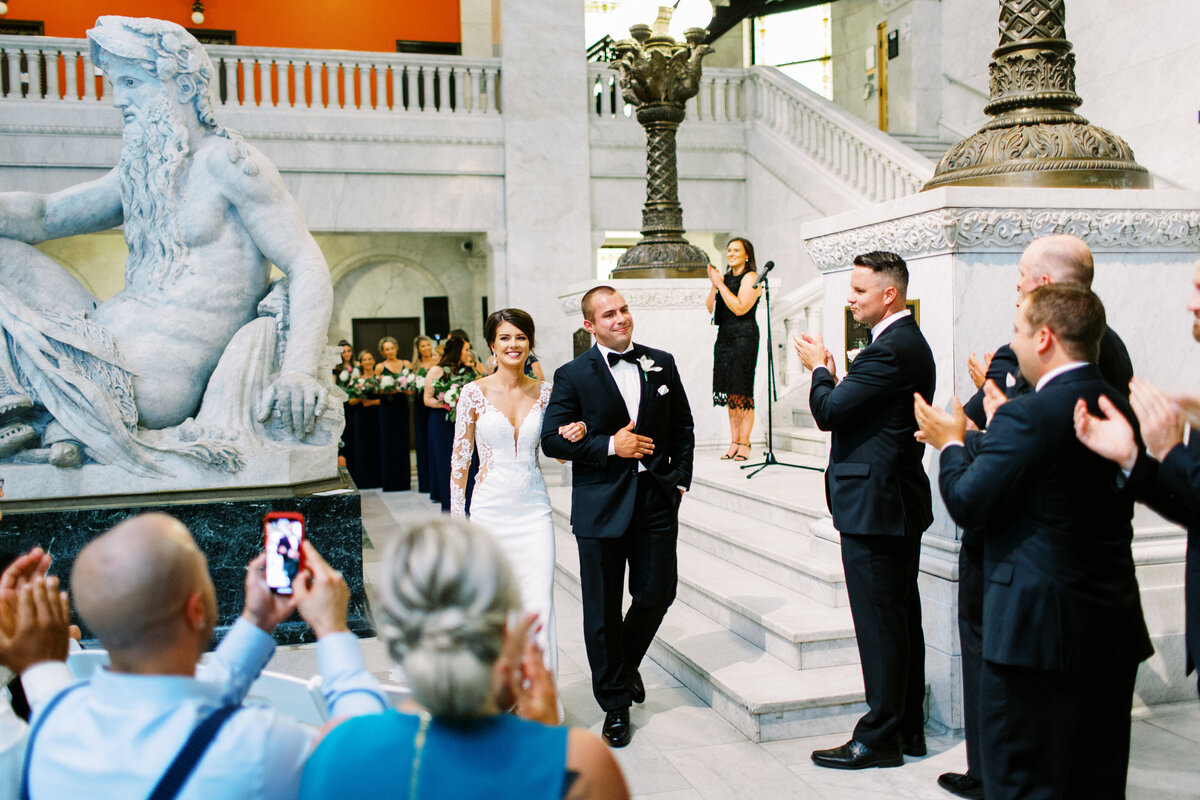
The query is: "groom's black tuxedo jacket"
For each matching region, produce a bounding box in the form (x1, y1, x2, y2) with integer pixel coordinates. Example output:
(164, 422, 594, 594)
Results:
(939, 364, 1153, 673)
(810, 315, 935, 538)
(541, 343, 694, 539)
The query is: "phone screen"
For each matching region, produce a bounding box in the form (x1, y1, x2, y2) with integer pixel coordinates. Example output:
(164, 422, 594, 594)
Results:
(264, 516, 303, 594)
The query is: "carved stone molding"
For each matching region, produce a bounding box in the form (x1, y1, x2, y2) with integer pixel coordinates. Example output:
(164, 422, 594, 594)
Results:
(557, 283, 709, 316)
(805, 207, 1200, 271)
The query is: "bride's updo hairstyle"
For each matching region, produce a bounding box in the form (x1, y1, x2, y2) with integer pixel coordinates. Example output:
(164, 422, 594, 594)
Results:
(378, 518, 520, 718)
(484, 308, 536, 351)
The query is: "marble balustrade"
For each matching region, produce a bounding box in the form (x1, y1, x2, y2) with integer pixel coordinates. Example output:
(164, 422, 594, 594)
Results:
(0, 36, 501, 114)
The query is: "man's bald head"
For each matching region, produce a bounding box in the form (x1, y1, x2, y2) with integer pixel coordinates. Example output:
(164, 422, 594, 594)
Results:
(72, 513, 215, 657)
(1019, 234, 1095, 292)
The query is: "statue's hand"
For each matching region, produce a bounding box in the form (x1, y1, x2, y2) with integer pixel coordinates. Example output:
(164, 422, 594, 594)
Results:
(257, 371, 328, 439)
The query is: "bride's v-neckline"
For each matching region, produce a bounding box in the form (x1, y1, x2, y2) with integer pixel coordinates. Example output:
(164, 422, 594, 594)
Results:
(477, 383, 546, 449)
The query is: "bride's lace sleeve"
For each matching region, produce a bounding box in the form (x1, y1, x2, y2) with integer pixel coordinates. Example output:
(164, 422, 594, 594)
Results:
(450, 382, 486, 518)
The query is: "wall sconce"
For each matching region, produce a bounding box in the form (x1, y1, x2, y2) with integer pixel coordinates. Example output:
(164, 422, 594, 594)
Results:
(0, 3, 10, 16)
(191, 1, 205, 25)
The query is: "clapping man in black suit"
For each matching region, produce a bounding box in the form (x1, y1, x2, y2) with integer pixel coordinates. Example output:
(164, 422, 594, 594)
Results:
(793, 251, 935, 770)
(941, 233, 1136, 800)
(541, 286, 695, 748)
(916, 283, 1153, 800)
(1075, 257, 1200, 697)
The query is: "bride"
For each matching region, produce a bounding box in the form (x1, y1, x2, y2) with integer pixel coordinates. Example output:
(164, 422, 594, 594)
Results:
(450, 309, 583, 680)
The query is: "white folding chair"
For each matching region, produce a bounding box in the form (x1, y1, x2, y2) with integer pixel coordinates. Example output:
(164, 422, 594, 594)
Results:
(243, 671, 329, 726)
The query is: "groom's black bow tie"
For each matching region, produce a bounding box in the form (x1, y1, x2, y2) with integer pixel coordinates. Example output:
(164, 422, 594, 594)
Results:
(607, 350, 639, 367)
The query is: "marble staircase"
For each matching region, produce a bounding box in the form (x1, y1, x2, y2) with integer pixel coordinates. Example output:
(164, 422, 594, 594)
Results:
(546, 451, 872, 743)
(888, 133, 958, 163)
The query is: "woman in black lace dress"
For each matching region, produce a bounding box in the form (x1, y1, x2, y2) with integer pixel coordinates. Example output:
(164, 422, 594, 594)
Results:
(706, 237, 762, 461)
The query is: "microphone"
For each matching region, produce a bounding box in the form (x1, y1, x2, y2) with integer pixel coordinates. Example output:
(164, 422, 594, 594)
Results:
(752, 260, 775, 289)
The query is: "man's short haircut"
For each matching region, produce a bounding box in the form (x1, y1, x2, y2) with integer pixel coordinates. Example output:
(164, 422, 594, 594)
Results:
(1025, 283, 1106, 363)
(853, 251, 909, 294)
(581, 285, 619, 322)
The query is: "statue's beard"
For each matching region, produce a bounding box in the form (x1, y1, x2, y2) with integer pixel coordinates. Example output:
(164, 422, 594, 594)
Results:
(118, 94, 191, 289)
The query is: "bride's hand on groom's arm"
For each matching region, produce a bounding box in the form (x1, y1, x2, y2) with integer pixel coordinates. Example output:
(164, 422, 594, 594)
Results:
(614, 420, 654, 459)
(558, 421, 586, 442)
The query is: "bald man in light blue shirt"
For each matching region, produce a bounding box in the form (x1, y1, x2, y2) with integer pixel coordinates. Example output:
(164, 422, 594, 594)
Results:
(18, 513, 387, 800)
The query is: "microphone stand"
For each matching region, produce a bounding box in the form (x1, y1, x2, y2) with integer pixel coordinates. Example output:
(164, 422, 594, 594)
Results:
(741, 271, 822, 479)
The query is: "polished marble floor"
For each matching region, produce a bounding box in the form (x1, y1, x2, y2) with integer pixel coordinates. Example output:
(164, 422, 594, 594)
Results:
(267, 487, 1200, 800)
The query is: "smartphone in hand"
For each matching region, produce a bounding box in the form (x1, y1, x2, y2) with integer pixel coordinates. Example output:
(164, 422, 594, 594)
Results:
(263, 512, 305, 595)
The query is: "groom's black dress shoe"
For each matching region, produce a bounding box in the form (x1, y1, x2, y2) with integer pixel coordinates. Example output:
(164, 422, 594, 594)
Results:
(811, 738, 903, 770)
(629, 671, 646, 704)
(937, 772, 985, 799)
(602, 708, 632, 748)
(901, 732, 927, 757)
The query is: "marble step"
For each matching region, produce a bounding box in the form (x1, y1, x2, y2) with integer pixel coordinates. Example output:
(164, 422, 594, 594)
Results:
(549, 482, 848, 608)
(674, 539, 858, 669)
(772, 425, 828, 457)
(676, 491, 848, 608)
(684, 459, 828, 532)
(791, 406, 816, 428)
(552, 527, 867, 744)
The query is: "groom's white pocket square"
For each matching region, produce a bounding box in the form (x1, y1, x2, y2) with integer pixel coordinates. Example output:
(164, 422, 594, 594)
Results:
(657, 385, 669, 396)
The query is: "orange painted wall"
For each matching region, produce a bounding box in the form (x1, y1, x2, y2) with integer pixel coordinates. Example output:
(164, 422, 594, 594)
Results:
(22, 0, 461, 51)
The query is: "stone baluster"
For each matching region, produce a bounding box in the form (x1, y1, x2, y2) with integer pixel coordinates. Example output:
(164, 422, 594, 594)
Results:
(437, 66, 451, 112)
(484, 67, 498, 113)
(783, 314, 806, 387)
(81, 49, 102, 102)
(44, 48, 61, 100)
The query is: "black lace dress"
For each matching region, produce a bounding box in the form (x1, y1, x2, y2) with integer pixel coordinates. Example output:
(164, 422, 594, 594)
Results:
(712, 270, 760, 409)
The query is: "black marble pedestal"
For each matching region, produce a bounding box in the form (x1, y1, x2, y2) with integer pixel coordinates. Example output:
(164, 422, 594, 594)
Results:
(0, 469, 372, 645)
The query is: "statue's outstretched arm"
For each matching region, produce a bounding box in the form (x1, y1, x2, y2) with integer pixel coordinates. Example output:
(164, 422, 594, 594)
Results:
(0, 170, 122, 243)
(209, 144, 332, 439)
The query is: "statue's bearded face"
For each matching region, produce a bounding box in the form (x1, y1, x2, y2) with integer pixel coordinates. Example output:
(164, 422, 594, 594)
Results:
(106, 59, 190, 289)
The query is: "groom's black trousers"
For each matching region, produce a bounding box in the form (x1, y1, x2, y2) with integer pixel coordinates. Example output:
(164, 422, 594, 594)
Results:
(576, 472, 680, 712)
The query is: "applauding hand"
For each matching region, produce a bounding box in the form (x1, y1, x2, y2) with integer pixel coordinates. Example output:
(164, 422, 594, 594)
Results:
(913, 393, 967, 450)
(1073, 395, 1138, 471)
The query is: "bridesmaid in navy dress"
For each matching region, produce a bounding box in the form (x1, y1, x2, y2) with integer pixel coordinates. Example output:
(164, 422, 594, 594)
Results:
(424, 336, 475, 513)
(410, 335, 439, 495)
(332, 340, 356, 470)
(375, 336, 412, 491)
(348, 350, 382, 489)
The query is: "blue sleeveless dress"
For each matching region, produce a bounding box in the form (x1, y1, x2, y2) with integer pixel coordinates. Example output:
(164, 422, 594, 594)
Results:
(300, 711, 569, 800)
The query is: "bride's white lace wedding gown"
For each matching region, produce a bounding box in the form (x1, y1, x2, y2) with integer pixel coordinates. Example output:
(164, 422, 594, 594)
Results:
(450, 381, 557, 676)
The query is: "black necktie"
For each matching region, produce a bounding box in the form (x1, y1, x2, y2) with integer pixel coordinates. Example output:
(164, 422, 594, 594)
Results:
(607, 350, 638, 367)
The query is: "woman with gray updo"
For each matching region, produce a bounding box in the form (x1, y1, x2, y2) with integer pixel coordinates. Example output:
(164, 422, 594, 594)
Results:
(300, 518, 629, 800)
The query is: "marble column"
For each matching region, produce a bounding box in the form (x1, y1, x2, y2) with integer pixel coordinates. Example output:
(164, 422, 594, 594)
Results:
(499, 0, 593, 370)
(802, 186, 1200, 728)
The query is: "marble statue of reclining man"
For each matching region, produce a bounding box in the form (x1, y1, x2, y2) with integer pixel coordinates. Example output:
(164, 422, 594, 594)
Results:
(0, 16, 334, 476)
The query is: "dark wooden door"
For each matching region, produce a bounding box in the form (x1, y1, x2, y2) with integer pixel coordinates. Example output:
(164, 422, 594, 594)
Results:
(352, 317, 421, 362)
(352, 317, 421, 450)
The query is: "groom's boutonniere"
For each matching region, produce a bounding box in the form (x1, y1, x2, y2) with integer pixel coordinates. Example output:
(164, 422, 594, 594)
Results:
(636, 354, 662, 382)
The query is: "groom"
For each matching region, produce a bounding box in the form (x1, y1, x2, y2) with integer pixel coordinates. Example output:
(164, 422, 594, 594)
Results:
(542, 285, 694, 747)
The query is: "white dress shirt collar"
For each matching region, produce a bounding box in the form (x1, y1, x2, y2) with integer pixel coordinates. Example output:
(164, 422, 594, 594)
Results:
(871, 308, 911, 342)
(1035, 361, 1088, 392)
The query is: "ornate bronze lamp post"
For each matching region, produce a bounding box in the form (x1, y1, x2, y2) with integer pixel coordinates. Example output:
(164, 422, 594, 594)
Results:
(925, 0, 1150, 190)
(608, 16, 714, 278)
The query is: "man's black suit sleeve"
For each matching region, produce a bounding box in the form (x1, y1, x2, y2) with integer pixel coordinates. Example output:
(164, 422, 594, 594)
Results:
(540, 366, 608, 468)
(1127, 442, 1200, 527)
(939, 403, 1038, 530)
(808, 347, 900, 431)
